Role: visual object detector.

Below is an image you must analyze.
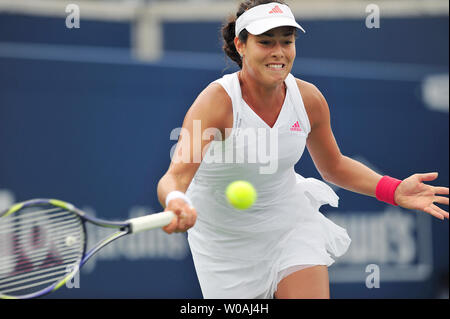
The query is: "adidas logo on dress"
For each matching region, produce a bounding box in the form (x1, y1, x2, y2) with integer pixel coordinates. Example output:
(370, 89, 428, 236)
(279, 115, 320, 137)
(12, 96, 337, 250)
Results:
(290, 121, 302, 132)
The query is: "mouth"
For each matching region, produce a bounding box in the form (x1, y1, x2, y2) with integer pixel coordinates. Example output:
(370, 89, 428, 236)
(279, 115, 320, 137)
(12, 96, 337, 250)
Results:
(265, 63, 286, 71)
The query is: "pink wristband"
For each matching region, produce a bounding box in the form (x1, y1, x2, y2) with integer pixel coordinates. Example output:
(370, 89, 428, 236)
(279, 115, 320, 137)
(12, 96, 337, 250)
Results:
(376, 176, 402, 206)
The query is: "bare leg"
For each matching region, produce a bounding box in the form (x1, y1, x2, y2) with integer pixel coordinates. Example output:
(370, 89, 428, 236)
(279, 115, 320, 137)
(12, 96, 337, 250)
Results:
(274, 265, 330, 299)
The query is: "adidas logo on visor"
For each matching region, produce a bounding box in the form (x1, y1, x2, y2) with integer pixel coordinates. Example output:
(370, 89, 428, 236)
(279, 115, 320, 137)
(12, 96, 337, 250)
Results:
(269, 5, 283, 14)
(234, 3, 306, 37)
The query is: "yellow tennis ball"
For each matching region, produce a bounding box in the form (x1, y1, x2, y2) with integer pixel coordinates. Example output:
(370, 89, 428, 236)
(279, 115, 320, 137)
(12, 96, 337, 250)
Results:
(225, 180, 257, 210)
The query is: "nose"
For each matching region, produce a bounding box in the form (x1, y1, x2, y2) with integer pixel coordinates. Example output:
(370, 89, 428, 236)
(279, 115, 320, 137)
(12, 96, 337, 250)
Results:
(271, 41, 284, 59)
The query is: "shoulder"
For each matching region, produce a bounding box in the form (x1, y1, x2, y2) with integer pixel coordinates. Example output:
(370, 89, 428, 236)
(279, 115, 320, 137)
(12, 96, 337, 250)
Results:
(186, 81, 233, 130)
(198, 81, 231, 106)
(294, 78, 330, 130)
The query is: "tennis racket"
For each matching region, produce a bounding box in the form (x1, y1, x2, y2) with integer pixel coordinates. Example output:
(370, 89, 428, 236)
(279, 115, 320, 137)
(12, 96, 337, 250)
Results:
(0, 198, 175, 299)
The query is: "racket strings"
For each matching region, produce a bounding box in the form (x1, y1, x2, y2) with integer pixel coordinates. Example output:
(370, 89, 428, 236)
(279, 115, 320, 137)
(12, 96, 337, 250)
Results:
(0, 260, 79, 294)
(0, 254, 80, 284)
(0, 241, 82, 275)
(0, 208, 73, 231)
(0, 211, 82, 264)
(0, 204, 85, 297)
(1, 218, 83, 254)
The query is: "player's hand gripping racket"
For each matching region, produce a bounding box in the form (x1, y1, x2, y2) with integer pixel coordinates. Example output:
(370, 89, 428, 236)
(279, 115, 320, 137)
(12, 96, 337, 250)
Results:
(0, 198, 175, 299)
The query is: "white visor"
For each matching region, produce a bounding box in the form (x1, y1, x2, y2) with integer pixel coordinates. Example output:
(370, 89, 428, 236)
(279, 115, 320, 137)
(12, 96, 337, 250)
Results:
(235, 2, 305, 37)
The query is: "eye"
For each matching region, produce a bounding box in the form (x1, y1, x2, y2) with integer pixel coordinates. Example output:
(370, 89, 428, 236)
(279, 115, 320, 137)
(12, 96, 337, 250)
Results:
(259, 41, 270, 45)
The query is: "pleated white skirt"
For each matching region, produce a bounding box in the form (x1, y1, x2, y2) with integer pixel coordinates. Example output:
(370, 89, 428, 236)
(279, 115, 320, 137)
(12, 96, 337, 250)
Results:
(187, 174, 351, 299)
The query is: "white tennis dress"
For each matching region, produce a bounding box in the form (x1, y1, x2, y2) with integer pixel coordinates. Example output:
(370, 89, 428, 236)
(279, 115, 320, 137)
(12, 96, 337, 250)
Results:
(186, 72, 351, 299)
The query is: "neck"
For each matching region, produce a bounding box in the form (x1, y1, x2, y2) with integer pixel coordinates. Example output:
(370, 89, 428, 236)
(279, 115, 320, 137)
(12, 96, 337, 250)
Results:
(238, 69, 286, 111)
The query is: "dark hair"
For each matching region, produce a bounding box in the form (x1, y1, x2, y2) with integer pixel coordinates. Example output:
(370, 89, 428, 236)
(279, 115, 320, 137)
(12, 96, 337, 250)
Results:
(221, 0, 290, 68)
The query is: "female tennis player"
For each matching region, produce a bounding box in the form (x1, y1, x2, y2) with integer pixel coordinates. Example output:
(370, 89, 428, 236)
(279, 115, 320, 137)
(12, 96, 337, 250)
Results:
(157, 0, 449, 299)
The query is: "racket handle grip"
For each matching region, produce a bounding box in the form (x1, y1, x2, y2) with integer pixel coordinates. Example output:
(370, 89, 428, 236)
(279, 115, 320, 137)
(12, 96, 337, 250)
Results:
(128, 211, 175, 233)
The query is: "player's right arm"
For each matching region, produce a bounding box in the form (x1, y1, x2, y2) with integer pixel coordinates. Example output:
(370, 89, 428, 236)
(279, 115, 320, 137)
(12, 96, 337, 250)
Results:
(157, 83, 233, 233)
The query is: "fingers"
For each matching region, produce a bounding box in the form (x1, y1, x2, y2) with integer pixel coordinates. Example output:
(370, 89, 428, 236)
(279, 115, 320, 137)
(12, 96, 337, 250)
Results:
(187, 206, 197, 228)
(162, 200, 197, 234)
(162, 215, 179, 234)
(434, 186, 449, 195)
(174, 207, 197, 233)
(423, 206, 445, 220)
(431, 204, 449, 220)
(432, 190, 449, 221)
(424, 204, 449, 220)
(417, 172, 438, 182)
(434, 196, 449, 206)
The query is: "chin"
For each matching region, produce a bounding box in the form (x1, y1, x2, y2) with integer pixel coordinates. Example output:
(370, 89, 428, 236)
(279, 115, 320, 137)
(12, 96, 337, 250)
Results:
(266, 72, 288, 84)
(252, 68, 289, 87)
(265, 67, 290, 81)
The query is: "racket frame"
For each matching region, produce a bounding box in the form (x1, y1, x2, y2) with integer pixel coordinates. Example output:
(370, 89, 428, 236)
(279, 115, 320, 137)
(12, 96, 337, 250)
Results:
(0, 198, 173, 299)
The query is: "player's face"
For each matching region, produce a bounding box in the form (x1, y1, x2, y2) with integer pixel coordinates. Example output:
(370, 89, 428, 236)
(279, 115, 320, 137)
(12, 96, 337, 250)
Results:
(239, 26, 296, 86)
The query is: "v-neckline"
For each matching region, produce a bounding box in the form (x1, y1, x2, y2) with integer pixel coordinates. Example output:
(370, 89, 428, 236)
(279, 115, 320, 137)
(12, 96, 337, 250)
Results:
(237, 73, 288, 129)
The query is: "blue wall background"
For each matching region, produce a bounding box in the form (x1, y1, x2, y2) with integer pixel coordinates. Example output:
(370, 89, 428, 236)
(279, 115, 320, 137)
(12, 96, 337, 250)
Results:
(0, 11, 448, 298)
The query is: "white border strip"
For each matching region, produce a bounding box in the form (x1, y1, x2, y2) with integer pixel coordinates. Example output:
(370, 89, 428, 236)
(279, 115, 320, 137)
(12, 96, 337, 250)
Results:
(0, 0, 135, 21)
(0, 0, 448, 20)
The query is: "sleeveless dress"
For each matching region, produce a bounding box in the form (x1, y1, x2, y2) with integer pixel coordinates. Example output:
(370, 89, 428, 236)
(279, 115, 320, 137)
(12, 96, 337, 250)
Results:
(186, 72, 351, 298)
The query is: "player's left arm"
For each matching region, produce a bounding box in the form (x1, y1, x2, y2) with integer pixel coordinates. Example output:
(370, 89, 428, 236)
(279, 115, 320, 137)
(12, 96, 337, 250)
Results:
(297, 79, 449, 220)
